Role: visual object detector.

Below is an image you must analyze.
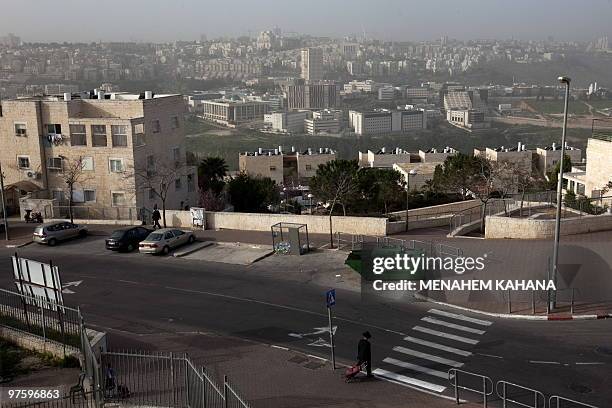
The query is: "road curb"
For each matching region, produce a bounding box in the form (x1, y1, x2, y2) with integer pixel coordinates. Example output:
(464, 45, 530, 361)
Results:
(414, 293, 610, 321)
(5, 240, 33, 249)
(173, 241, 214, 257)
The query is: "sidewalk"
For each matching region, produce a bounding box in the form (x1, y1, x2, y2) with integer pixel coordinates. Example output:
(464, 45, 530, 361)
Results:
(104, 330, 480, 408)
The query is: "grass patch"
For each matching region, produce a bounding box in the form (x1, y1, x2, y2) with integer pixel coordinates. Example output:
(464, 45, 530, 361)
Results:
(0, 338, 79, 381)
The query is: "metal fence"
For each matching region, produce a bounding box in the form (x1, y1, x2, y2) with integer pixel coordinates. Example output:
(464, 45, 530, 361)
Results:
(448, 368, 599, 408)
(0, 288, 82, 355)
(100, 350, 250, 408)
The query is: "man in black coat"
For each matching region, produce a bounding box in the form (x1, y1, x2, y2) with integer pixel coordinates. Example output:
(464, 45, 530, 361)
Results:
(357, 331, 373, 377)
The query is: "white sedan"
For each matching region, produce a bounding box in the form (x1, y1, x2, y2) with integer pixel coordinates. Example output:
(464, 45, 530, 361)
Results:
(139, 228, 195, 255)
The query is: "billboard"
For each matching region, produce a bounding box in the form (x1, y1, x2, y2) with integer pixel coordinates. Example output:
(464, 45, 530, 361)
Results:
(12, 255, 64, 308)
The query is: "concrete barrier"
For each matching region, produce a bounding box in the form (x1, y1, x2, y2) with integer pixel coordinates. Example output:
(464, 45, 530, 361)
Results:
(485, 213, 612, 239)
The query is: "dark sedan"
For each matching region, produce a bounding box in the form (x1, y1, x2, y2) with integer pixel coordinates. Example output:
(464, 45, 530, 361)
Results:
(106, 226, 152, 252)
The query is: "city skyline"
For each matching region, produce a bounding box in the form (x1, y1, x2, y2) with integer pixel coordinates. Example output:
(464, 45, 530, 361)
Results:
(2, 0, 612, 43)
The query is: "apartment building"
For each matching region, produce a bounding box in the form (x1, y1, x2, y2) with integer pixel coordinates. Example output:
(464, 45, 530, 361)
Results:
(350, 109, 426, 135)
(392, 162, 440, 190)
(301, 48, 324, 81)
(564, 136, 611, 201)
(0, 91, 198, 216)
(535, 142, 582, 174)
(358, 147, 411, 168)
(239, 146, 335, 186)
(304, 110, 341, 135)
(201, 99, 269, 126)
(285, 81, 337, 110)
(474, 142, 533, 173)
(418, 147, 458, 162)
(377, 86, 395, 101)
(264, 111, 309, 133)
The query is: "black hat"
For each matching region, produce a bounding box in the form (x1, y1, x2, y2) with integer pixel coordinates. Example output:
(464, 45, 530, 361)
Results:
(362, 331, 371, 339)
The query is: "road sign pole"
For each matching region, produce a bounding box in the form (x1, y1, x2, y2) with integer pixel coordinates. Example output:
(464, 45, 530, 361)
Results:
(327, 306, 336, 370)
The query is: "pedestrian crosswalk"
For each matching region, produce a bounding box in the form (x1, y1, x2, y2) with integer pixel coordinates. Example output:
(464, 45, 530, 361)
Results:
(373, 308, 493, 394)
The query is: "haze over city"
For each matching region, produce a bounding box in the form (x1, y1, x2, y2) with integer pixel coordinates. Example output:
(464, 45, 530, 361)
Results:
(2, 0, 612, 42)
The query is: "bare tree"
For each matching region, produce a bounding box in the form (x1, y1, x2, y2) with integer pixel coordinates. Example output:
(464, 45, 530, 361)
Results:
(466, 158, 496, 232)
(133, 160, 190, 228)
(514, 165, 545, 217)
(58, 156, 93, 223)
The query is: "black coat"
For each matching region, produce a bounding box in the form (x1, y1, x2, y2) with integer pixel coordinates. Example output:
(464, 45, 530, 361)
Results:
(152, 210, 161, 221)
(358, 338, 371, 362)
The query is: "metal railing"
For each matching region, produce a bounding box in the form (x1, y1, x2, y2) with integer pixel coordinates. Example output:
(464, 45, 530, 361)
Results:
(448, 368, 493, 407)
(496, 380, 546, 408)
(0, 288, 81, 355)
(549, 396, 599, 408)
(100, 350, 250, 408)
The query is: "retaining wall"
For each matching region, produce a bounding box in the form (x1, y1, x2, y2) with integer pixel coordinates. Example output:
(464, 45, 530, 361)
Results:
(485, 214, 612, 239)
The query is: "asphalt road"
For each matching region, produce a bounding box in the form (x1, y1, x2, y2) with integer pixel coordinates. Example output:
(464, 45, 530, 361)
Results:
(1, 235, 611, 406)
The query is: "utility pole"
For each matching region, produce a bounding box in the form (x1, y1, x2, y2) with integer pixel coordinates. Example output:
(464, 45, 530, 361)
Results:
(550, 76, 571, 312)
(0, 160, 10, 240)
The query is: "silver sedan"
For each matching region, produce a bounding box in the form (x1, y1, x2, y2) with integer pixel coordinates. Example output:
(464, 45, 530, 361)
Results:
(138, 228, 195, 255)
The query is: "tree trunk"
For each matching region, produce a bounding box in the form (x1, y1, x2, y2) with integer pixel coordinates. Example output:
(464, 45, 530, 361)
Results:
(328, 201, 336, 248)
(162, 201, 167, 228)
(68, 184, 74, 223)
(480, 201, 487, 233)
(520, 189, 526, 217)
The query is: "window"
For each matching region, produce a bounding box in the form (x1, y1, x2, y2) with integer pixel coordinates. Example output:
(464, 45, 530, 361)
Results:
(69, 124, 87, 146)
(84, 189, 96, 202)
(270, 166, 277, 171)
(172, 116, 180, 129)
(81, 156, 94, 171)
(152, 120, 161, 133)
(92, 125, 107, 147)
(46, 124, 62, 134)
(172, 230, 185, 236)
(175, 178, 182, 190)
(52, 190, 64, 202)
(17, 156, 30, 169)
(111, 125, 128, 147)
(305, 164, 312, 171)
(148, 188, 156, 200)
(133, 123, 145, 146)
(164, 231, 174, 240)
(48, 157, 63, 170)
(109, 158, 124, 173)
(111, 192, 126, 207)
(14, 123, 27, 137)
(172, 147, 181, 162)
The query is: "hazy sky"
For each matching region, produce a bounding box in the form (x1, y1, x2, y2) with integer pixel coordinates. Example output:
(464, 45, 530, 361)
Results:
(2, 0, 612, 43)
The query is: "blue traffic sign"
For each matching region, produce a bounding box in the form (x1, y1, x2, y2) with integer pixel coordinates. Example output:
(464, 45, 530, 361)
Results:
(326, 289, 336, 308)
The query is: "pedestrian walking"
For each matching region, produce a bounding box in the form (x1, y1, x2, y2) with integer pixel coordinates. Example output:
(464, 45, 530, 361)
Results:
(357, 331, 373, 378)
(152, 205, 162, 229)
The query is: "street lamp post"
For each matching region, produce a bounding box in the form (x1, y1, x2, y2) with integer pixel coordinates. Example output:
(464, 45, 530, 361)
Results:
(550, 76, 571, 312)
(0, 160, 9, 240)
(405, 169, 417, 232)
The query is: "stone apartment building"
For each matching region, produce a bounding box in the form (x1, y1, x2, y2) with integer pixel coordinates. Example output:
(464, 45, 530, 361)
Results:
(0, 91, 198, 218)
(239, 146, 335, 186)
(564, 136, 612, 202)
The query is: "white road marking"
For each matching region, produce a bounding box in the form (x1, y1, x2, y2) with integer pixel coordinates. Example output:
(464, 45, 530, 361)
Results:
(428, 309, 493, 326)
(373, 368, 447, 393)
(421, 317, 486, 335)
(476, 353, 504, 359)
(383, 357, 449, 379)
(575, 362, 604, 365)
(529, 361, 561, 365)
(413, 326, 479, 345)
(393, 346, 464, 368)
(403, 336, 472, 357)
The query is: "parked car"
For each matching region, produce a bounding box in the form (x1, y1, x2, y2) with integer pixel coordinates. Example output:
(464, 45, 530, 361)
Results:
(138, 228, 195, 255)
(33, 221, 88, 246)
(106, 227, 153, 252)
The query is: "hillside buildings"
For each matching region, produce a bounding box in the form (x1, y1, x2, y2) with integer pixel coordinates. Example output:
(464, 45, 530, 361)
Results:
(201, 99, 269, 126)
(284, 80, 338, 110)
(564, 136, 612, 202)
(349, 109, 427, 135)
(239, 146, 335, 186)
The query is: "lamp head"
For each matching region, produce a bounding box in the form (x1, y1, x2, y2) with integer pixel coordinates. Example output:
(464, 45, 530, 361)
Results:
(409, 169, 417, 176)
(558, 76, 571, 84)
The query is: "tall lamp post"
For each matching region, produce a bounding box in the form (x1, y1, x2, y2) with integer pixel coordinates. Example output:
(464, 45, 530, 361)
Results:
(307, 193, 313, 214)
(405, 169, 417, 232)
(0, 160, 9, 240)
(550, 75, 571, 312)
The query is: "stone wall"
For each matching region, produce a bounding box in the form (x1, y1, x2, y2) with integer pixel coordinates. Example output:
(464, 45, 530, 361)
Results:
(485, 214, 612, 239)
(388, 199, 480, 219)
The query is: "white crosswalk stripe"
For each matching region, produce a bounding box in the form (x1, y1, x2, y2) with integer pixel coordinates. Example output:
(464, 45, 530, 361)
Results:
(428, 309, 493, 326)
(373, 368, 447, 393)
(376, 309, 493, 395)
(393, 346, 464, 367)
(413, 325, 479, 345)
(421, 317, 486, 335)
(383, 357, 449, 379)
(403, 336, 472, 357)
